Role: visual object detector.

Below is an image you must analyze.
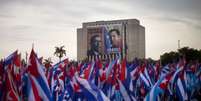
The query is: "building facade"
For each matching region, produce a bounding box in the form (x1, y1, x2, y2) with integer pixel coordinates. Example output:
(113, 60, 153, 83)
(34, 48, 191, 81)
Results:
(77, 19, 145, 61)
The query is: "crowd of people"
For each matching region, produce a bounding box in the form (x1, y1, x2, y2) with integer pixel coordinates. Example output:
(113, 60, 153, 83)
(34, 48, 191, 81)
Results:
(0, 49, 201, 101)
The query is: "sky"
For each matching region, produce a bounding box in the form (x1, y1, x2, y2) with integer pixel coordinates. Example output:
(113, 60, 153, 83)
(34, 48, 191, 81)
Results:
(0, 0, 201, 62)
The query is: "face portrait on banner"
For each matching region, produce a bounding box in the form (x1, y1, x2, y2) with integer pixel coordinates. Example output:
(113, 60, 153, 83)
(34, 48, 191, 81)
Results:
(108, 29, 123, 49)
(87, 35, 101, 56)
(87, 27, 103, 56)
(103, 24, 125, 53)
(87, 24, 127, 56)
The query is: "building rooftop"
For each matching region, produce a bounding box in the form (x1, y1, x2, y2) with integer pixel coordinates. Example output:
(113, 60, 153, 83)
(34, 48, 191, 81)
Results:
(82, 19, 140, 27)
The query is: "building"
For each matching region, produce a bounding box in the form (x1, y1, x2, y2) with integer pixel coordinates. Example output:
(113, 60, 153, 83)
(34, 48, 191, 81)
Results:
(77, 19, 145, 61)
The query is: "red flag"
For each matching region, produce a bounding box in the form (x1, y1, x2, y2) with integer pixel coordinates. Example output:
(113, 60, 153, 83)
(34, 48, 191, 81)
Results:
(27, 49, 52, 100)
(0, 60, 4, 91)
(29, 77, 41, 101)
(4, 71, 20, 101)
(159, 72, 173, 90)
(13, 54, 21, 82)
(119, 58, 126, 81)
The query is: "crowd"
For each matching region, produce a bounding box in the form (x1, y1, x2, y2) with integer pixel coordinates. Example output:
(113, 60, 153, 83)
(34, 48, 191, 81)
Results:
(0, 49, 201, 101)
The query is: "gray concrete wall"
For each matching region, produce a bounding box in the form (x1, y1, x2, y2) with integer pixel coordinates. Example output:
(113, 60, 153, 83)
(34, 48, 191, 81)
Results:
(77, 19, 145, 61)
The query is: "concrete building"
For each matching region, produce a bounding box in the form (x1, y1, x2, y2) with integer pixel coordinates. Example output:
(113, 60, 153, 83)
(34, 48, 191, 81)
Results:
(77, 19, 145, 61)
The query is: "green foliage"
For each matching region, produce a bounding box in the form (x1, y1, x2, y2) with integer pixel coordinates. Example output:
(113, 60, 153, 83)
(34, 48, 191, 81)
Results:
(54, 46, 66, 62)
(178, 47, 201, 62)
(160, 47, 201, 66)
(160, 51, 179, 66)
(43, 58, 53, 68)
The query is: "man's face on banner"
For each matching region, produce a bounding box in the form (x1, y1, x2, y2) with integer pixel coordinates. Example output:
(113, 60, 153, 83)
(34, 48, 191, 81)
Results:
(91, 35, 101, 52)
(109, 29, 122, 48)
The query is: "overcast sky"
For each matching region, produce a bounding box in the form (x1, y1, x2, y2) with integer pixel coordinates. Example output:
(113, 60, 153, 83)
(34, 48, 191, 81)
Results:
(0, 0, 201, 62)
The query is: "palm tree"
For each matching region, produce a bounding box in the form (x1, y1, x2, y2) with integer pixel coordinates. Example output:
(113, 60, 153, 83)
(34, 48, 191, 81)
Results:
(54, 45, 66, 62)
(43, 58, 53, 69)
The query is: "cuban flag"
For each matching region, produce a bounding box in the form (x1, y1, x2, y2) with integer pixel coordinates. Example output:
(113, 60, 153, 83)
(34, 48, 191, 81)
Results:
(139, 65, 153, 88)
(128, 65, 140, 95)
(50, 59, 68, 93)
(144, 72, 173, 101)
(3, 51, 23, 101)
(81, 62, 95, 80)
(153, 62, 160, 80)
(160, 64, 171, 79)
(27, 75, 42, 101)
(4, 70, 20, 101)
(175, 71, 188, 101)
(103, 26, 112, 54)
(159, 72, 174, 91)
(119, 58, 127, 81)
(27, 49, 52, 101)
(12, 54, 21, 82)
(106, 57, 119, 80)
(75, 74, 110, 101)
(58, 86, 73, 101)
(130, 65, 140, 81)
(117, 78, 135, 101)
(3, 51, 18, 70)
(0, 61, 3, 99)
(170, 64, 184, 90)
(144, 79, 163, 101)
(70, 75, 81, 93)
(67, 66, 81, 94)
(50, 59, 69, 101)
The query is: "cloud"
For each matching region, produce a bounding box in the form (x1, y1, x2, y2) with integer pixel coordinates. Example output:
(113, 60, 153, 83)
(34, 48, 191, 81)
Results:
(0, 0, 201, 60)
(125, 0, 201, 19)
(149, 16, 201, 30)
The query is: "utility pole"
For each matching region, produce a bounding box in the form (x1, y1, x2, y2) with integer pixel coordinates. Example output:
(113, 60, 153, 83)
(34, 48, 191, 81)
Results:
(178, 40, 180, 49)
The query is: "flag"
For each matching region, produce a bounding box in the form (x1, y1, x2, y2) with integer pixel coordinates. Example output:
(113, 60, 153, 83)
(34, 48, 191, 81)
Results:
(160, 65, 171, 79)
(144, 72, 173, 101)
(51, 58, 69, 92)
(106, 58, 118, 79)
(153, 61, 160, 80)
(4, 70, 20, 101)
(2, 51, 21, 101)
(103, 26, 112, 53)
(117, 79, 134, 101)
(175, 71, 188, 101)
(119, 58, 127, 81)
(139, 65, 153, 88)
(68, 66, 81, 94)
(4, 51, 18, 70)
(0, 60, 4, 99)
(75, 74, 110, 101)
(27, 49, 52, 101)
(81, 62, 95, 80)
(27, 75, 42, 101)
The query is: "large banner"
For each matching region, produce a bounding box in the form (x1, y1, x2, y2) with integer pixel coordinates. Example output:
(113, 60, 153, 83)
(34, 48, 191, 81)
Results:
(87, 24, 126, 56)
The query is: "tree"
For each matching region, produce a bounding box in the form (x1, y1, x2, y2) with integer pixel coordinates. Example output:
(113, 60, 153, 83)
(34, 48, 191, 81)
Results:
(160, 47, 201, 66)
(54, 46, 66, 62)
(43, 58, 53, 69)
(160, 51, 180, 66)
(178, 47, 201, 63)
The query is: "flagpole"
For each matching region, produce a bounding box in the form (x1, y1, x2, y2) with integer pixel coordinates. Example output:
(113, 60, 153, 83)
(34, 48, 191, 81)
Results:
(25, 52, 28, 65)
(122, 23, 125, 60)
